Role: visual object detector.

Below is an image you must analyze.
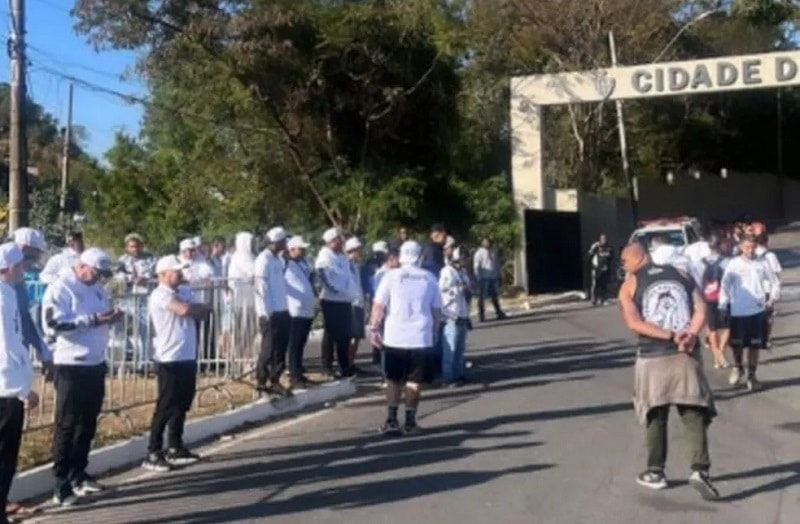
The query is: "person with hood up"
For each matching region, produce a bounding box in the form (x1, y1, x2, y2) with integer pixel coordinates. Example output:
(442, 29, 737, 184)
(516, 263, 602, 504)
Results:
(650, 235, 701, 287)
(224, 232, 256, 360)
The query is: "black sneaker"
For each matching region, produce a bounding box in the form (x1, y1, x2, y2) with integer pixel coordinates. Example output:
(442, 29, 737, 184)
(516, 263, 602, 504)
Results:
(403, 421, 422, 435)
(53, 481, 78, 507)
(636, 470, 668, 490)
(72, 474, 106, 496)
(689, 470, 720, 500)
(166, 447, 201, 465)
(141, 452, 172, 472)
(379, 419, 402, 436)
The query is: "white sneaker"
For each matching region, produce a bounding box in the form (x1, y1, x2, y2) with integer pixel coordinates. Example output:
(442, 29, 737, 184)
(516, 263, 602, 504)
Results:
(728, 367, 743, 386)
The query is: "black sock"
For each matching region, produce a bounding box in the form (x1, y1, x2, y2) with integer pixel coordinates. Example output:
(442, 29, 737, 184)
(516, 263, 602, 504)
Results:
(387, 406, 398, 422)
(405, 408, 417, 425)
(748, 366, 757, 378)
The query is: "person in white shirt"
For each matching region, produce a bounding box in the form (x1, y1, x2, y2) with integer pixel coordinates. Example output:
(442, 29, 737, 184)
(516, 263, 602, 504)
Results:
(755, 233, 782, 347)
(178, 238, 215, 287)
(254, 227, 292, 396)
(473, 237, 507, 321)
(39, 231, 85, 285)
(368, 241, 442, 435)
(114, 233, 155, 371)
(225, 232, 256, 354)
(345, 237, 366, 372)
(440, 246, 470, 386)
(284, 236, 315, 387)
(178, 238, 216, 368)
(0, 243, 38, 524)
(718, 235, 780, 391)
(650, 235, 702, 286)
(683, 227, 712, 277)
(315, 228, 354, 378)
(41, 248, 123, 506)
(142, 255, 211, 473)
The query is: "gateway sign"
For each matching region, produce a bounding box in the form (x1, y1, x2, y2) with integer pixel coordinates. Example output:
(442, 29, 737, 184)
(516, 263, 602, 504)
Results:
(631, 56, 800, 95)
(511, 50, 800, 106)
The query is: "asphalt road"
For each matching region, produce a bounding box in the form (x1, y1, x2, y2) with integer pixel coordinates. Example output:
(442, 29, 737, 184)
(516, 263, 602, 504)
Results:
(26, 294, 800, 524)
(27, 225, 800, 524)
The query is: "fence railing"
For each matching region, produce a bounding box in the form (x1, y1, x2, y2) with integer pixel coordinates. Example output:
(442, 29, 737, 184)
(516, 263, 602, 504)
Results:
(23, 277, 264, 433)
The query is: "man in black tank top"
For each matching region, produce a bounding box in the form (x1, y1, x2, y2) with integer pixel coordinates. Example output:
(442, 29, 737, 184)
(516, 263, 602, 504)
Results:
(618, 243, 719, 500)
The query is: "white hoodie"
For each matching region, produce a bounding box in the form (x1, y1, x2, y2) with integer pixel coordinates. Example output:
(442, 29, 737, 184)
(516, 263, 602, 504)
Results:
(650, 244, 701, 287)
(227, 232, 256, 310)
(0, 281, 33, 399)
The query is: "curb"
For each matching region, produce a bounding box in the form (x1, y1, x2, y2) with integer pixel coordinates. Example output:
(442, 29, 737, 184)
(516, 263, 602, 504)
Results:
(10, 379, 357, 501)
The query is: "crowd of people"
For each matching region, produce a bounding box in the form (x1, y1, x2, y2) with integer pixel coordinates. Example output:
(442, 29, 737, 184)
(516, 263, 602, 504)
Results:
(0, 222, 509, 522)
(616, 219, 783, 501)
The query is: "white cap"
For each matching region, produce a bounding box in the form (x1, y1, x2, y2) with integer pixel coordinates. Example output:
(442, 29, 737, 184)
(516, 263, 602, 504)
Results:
(372, 241, 388, 254)
(156, 254, 189, 274)
(444, 236, 456, 248)
(12, 227, 47, 251)
(287, 236, 309, 249)
(322, 227, 340, 243)
(266, 227, 288, 243)
(399, 240, 422, 266)
(179, 238, 197, 251)
(0, 242, 24, 270)
(345, 237, 362, 252)
(192, 236, 202, 245)
(79, 247, 113, 275)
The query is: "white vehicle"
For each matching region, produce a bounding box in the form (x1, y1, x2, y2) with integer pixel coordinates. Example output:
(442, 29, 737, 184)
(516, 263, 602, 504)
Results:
(629, 216, 702, 252)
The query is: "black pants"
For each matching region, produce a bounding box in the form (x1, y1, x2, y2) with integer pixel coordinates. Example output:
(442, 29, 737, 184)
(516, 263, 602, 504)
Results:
(288, 317, 313, 380)
(256, 312, 292, 387)
(591, 269, 610, 304)
(148, 361, 198, 453)
(53, 363, 106, 483)
(477, 278, 503, 321)
(320, 300, 352, 373)
(0, 398, 24, 522)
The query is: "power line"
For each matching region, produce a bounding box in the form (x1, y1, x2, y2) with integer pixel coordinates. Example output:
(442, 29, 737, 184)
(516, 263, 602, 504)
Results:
(30, 60, 275, 137)
(27, 43, 143, 85)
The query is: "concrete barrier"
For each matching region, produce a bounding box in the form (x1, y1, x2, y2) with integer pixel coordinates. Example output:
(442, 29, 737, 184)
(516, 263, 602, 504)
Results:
(10, 379, 357, 501)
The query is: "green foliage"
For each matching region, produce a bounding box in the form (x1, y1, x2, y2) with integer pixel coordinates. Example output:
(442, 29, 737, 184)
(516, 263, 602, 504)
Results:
(58, 0, 800, 267)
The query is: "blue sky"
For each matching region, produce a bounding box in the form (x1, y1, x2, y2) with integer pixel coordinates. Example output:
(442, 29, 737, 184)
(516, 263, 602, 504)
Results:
(0, 0, 144, 161)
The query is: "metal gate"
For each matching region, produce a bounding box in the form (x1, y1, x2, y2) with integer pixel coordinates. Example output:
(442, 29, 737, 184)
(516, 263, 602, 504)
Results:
(524, 210, 583, 294)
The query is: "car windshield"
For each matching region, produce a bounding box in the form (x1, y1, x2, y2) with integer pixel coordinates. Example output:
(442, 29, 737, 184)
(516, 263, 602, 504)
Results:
(631, 229, 685, 249)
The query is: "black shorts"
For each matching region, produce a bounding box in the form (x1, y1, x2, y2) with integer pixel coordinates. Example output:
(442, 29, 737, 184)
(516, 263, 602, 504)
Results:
(729, 312, 767, 350)
(707, 302, 729, 331)
(383, 347, 432, 384)
(351, 306, 365, 339)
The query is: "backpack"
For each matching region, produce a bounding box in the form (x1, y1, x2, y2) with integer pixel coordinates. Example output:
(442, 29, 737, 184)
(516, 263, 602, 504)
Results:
(701, 257, 724, 303)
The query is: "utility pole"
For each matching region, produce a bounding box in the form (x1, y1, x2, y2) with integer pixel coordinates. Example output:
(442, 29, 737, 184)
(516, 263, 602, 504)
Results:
(608, 31, 639, 225)
(8, 0, 28, 232)
(59, 82, 74, 231)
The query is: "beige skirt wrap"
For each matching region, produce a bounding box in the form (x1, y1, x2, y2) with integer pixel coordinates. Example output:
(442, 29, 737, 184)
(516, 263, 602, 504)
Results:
(633, 353, 716, 425)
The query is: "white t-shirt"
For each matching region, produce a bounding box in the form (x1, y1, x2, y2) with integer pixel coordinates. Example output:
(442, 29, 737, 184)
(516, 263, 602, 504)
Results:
(374, 265, 442, 349)
(719, 256, 779, 317)
(149, 284, 199, 363)
(284, 258, 315, 318)
(41, 272, 111, 366)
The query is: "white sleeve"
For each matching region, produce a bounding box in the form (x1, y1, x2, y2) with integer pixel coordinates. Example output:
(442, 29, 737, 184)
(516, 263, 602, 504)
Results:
(0, 292, 30, 400)
(39, 254, 62, 285)
(768, 252, 783, 274)
(42, 282, 96, 332)
(374, 272, 391, 307)
(439, 267, 457, 308)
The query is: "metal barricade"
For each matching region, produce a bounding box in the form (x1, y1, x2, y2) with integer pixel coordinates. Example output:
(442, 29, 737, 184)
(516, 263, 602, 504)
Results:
(23, 277, 262, 434)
